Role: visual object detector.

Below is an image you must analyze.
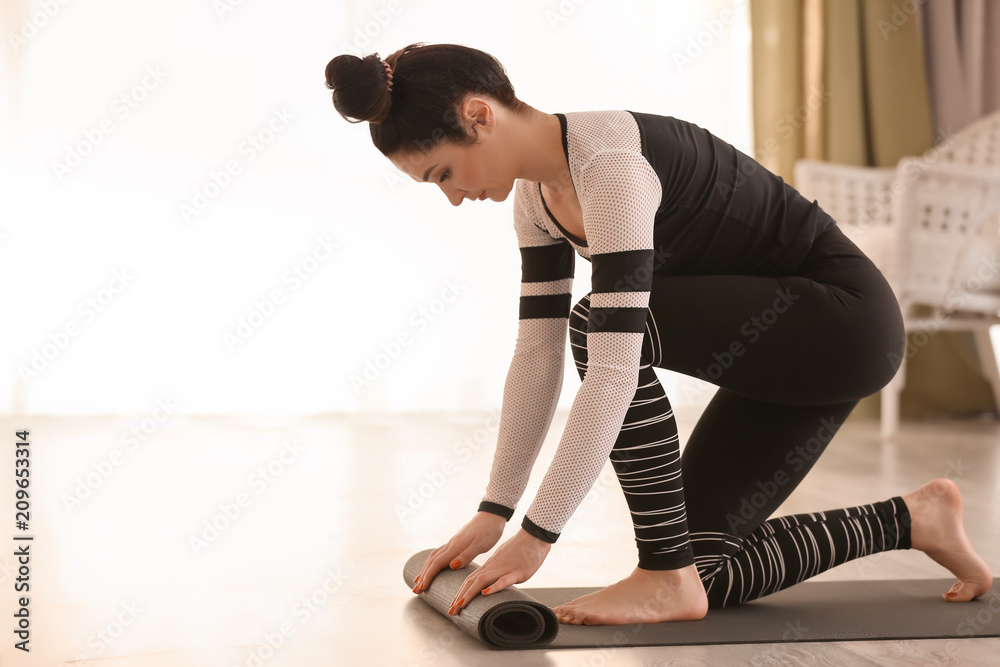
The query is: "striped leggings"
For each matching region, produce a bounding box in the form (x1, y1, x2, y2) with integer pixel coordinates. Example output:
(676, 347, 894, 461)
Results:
(570, 225, 912, 608)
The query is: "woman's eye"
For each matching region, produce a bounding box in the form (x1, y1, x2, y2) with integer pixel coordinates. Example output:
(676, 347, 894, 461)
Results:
(439, 171, 449, 183)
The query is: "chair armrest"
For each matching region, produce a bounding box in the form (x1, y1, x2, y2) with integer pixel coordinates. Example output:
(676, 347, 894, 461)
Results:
(890, 158, 1000, 310)
(793, 158, 899, 276)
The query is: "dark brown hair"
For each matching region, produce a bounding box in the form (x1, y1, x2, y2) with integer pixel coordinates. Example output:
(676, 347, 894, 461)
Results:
(324, 42, 535, 157)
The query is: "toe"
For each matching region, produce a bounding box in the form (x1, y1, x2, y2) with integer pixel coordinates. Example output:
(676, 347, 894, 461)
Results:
(554, 608, 574, 624)
(944, 580, 974, 602)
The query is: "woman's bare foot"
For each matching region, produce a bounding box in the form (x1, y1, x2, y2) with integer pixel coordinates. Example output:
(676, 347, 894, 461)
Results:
(902, 478, 993, 602)
(551, 562, 708, 625)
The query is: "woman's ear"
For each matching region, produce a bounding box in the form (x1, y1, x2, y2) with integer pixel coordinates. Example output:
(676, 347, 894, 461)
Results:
(460, 97, 498, 139)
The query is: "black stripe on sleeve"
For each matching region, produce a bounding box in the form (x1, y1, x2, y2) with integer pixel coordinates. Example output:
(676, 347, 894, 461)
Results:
(587, 306, 649, 334)
(591, 248, 654, 294)
(478, 501, 514, 521)
(519, 293, 572, 320)
(522, 515, 560, 543)
(520, 242, 575, 283)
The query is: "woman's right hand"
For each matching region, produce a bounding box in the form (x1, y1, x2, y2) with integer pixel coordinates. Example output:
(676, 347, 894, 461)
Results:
(412, 511, 507, 594)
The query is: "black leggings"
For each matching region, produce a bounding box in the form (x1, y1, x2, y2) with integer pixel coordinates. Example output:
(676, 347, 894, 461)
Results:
(569, 224, 912, 607)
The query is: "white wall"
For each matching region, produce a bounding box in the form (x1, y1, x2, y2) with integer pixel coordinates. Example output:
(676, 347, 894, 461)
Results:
(0, 0, 752, 417)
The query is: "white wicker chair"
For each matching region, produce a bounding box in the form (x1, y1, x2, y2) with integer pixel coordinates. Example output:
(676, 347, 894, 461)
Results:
(794, 111, 1000, 438)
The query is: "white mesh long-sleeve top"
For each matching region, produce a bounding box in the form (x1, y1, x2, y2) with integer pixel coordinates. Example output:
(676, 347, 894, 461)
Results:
(478, 110, 836, 543)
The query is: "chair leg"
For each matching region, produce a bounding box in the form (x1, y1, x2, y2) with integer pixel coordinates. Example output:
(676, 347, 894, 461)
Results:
(971, 324, 1000, 418)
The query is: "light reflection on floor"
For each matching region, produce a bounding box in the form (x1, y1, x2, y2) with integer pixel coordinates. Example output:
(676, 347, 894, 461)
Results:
(1, 410, 997, 666)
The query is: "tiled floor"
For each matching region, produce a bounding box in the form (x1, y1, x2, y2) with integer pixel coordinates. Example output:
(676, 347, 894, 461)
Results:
(1, 407, 997, 666)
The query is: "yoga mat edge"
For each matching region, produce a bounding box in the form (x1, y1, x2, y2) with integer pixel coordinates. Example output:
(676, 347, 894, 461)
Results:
(404, 550, 999, 650)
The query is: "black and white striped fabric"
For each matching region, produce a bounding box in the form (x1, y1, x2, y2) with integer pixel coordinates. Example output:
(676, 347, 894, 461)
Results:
(694, 497, 912, 608)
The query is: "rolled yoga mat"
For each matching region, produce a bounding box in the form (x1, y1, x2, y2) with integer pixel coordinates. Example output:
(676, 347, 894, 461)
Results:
(403, 549, 1000, 650)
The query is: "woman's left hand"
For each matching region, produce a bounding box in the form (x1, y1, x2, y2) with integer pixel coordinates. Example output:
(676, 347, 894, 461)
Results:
(447, 528, 551, 615)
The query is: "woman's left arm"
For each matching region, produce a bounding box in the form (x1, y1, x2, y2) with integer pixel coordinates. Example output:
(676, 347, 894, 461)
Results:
(448, 151, 662, 614)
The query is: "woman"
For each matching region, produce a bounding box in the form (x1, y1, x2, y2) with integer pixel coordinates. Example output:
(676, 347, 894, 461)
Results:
(325, 42, 993, 625)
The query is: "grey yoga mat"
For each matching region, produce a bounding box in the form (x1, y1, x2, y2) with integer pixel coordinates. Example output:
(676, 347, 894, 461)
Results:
(403, 549, 1000, 650)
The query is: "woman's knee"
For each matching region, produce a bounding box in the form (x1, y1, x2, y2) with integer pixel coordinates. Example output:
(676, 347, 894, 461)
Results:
(846, 278, 907, 396)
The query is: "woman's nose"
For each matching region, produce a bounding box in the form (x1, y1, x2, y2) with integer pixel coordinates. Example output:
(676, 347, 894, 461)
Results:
(442, 185, 465, 206)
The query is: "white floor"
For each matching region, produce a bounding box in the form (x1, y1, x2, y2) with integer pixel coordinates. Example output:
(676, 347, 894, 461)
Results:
(1, 408, 998, 666)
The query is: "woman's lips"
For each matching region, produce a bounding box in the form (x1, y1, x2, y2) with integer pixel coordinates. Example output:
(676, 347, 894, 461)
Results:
(479, 191, 487, 201)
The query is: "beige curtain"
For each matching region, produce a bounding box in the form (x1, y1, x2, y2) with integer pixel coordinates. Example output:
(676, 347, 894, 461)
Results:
(922, 0, 1000, 132)
(750, 0, 997, 422)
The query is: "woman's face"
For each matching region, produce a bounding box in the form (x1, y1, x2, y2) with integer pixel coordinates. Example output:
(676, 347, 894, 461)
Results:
(389, 126, 515, 207)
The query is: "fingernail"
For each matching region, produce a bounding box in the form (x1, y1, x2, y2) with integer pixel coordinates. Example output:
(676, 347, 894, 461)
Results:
(457, 597, 465, 606)
(483, 587, 490, 594)
(450, 559, 461, 569)
(412, 584, 419, 593)
(947, 592, 957, 598)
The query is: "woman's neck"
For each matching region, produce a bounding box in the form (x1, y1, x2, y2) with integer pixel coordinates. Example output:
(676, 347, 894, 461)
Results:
(505, 109, 572, 194)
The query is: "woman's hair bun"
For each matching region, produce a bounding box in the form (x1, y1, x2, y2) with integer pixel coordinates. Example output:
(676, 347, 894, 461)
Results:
(325, 43, 530, 157)
(325, 53, 393, 125)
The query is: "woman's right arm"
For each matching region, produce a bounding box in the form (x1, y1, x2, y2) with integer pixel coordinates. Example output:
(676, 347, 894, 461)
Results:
(413, 306, 571, 593)
(476, 284, 572, 519)
(413, 183, 575, 592)
(477, 181, 576, 521)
